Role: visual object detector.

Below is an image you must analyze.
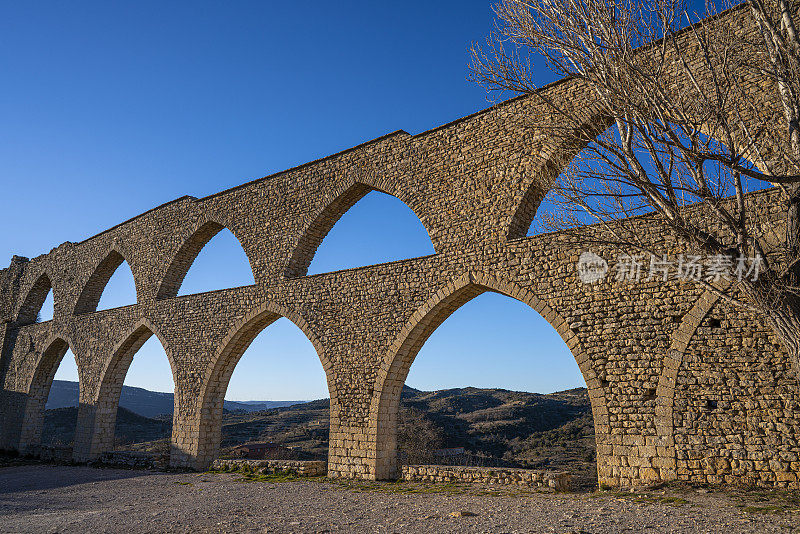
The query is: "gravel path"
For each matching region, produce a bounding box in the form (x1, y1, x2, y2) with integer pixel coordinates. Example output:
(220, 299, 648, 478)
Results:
(0, 465, 798, 533)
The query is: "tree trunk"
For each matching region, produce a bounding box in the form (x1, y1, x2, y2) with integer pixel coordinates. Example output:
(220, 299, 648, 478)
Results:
(785, 185, 800, 290)
(765, 299, 800, 378)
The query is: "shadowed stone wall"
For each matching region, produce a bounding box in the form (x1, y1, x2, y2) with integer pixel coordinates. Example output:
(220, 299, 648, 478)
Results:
(0, 5, 797, 489)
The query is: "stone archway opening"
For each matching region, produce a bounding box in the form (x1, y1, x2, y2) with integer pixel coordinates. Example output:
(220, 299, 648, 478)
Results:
(156, 221, 256, 300)
(370, 275, 607, 490)
(187, 305, 331, 470)
(215, 318, 329, 462)
(111, 335, 174, 455)
(519, 124, 773, 240)
(175, 228, 254, 296)
(95, 260, 138, 311)
(16, 273, 53, 325)
(37, 288, 54, 323)
(75, 250, 139, 314)
(77, 323, 176, 464)
(286, 184, 435, 278)
(38, 347, 80, 460)
(18, 338, 76, 460)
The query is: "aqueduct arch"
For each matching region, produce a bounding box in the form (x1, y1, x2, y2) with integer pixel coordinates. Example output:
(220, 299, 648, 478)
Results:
(368, 272, 608, 480)
(16, 334, 75, 454)
(16, 271, 54, 326)
(156, 218, 256, 299)
(285, 178, 435, 278)
(73, 318, 176, 461)
(185, 300, 332, 468)
(0, 5, 798, 489)
(74, 245, 141, 315)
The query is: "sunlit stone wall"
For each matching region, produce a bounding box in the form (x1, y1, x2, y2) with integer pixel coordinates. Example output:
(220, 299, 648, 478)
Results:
(0, 5, 797, 489)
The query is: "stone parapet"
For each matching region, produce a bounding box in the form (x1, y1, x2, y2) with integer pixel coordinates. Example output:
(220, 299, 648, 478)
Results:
(33, 445, 74, 463)
(98, 451, 169, 470)
(212, 459, 327, 477)
(401, 465, 572, 491)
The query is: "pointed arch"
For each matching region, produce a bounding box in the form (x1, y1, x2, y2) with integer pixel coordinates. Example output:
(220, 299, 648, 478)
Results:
(507, 110, 612, 240)
(82, 318, 176, 459)
(16, 271, 54, 325)
(74, 245, 140, 315)
(156, 219, 255, 299)
(285, 180, 435, 278)
(18, 333, 76, 453)
(653, 284, 728, 480)
(507, 157, 566, 240)
(184, 301, 331, 469)
(506, 108, 773, 240)
(285, 182, 371, 278)
(368, 272, 608, 480)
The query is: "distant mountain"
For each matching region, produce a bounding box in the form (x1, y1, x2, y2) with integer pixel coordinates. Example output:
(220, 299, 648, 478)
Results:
(45, 380, 307, 419)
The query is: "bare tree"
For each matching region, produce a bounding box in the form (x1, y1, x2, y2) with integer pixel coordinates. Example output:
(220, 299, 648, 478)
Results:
(470, 0, 800, 376)
(397, 407, 446, 465)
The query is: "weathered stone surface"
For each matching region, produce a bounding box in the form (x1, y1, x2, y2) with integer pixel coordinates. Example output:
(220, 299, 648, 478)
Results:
(0, 5, 796, 490)
(212, 459, 327, 477)
(401, 465, 572, 491)
(98, 450, 168, 470)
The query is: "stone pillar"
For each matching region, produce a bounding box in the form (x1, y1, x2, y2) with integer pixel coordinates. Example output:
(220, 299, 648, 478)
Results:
(174, 395, 221, 471)
(72, 397, 99, 462)
(327, 421, 374, 479)
(0, 324, 25, 451)
(0, 393, 27, 452)
(72, 375, 125, 463)
(17, 391, 47, 455)
(170, 414, 198, 468)
(371, 407, 398, 480)
(319, 392, 376, 479)
(169, 381, 204, 469)
(0, 323, 13, 449)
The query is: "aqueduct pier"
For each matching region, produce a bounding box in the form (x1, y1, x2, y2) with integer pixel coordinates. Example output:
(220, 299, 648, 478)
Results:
(1, 6, 799, 488)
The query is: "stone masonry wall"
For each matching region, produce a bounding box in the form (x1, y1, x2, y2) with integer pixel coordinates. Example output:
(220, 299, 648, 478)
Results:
(212, 459, 327, 477)
(0, 5, 797, 490)
(673, 301, 800, 488)
(401, 465, 572, 491)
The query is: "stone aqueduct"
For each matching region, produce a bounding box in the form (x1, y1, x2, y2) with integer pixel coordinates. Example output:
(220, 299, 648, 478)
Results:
(1, 7, 799, 489)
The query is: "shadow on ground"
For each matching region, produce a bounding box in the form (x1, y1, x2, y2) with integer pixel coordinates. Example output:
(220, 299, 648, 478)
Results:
(0, 464, 163, 495)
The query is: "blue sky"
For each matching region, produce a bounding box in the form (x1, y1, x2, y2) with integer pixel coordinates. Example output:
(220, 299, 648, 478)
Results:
(4, 1, 584, 400)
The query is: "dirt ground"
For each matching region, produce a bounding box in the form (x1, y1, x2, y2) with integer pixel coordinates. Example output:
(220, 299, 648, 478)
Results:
(0, 464, 798, 533)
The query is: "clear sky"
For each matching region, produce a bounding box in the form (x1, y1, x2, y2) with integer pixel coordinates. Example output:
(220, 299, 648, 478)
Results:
(3, 1, 586, 401)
